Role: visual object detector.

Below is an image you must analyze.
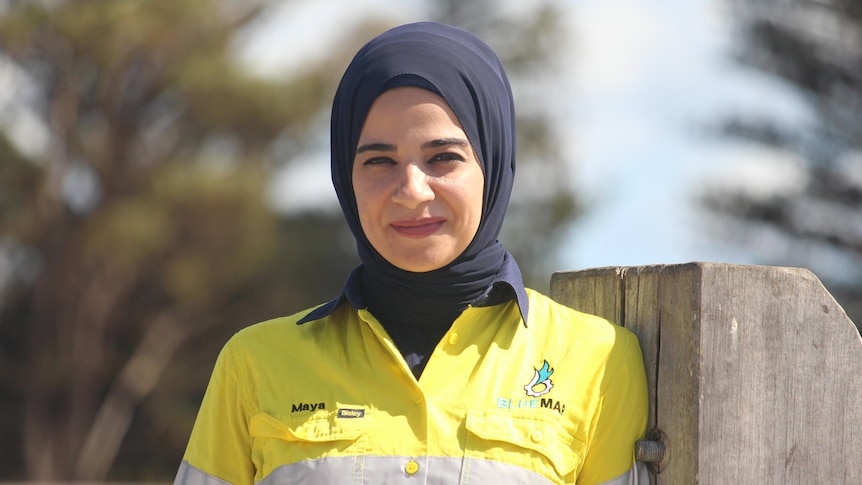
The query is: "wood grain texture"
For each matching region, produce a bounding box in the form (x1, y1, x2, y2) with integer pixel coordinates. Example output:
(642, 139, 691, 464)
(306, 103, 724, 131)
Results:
(550, 262, 862, 485)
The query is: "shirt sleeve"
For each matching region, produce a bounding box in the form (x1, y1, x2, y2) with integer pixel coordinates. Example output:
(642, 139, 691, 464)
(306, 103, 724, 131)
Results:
(578, 328, 650, 485)
(175, 339, 255, 485)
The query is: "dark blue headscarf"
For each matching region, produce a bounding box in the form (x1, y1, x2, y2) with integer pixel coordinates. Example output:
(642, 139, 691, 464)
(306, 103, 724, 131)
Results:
(321, 21, 527, 329)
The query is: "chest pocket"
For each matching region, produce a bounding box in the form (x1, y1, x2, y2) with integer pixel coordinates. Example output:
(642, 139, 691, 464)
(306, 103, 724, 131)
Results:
(464, 409, 584, 484)
(250, 409, 370, 481)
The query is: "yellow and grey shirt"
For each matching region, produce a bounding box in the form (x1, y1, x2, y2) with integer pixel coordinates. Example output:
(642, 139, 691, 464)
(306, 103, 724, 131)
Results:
(174, 289, 648, 485)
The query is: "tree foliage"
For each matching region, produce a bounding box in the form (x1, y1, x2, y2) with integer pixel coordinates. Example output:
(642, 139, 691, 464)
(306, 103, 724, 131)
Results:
(704, 0, 862, 325)
(0, 0, 579, 480)
(0, 0, 354, 479)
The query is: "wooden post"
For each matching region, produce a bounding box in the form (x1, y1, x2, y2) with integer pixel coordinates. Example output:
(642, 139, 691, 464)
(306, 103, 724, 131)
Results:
(550, 262, 862, 484)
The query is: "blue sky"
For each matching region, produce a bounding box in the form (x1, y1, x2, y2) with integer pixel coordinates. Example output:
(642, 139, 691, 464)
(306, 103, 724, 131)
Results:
(241, 0, 811, 272)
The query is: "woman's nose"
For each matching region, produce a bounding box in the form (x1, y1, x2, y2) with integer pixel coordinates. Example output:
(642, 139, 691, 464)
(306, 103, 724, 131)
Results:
(393, 164, 434, 208)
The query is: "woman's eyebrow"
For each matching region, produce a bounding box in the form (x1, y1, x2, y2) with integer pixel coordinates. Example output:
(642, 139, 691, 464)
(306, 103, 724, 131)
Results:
(356, 138, 469, 154)
(356, 142, 396, 154)
(422, 138, 470, 149)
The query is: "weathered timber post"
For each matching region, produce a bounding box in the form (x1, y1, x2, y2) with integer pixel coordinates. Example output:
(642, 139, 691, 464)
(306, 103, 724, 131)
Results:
(550, 262, 862, 485)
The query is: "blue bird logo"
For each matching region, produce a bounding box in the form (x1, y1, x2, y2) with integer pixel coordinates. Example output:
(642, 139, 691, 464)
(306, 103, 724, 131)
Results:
(524, 360, 554, 397)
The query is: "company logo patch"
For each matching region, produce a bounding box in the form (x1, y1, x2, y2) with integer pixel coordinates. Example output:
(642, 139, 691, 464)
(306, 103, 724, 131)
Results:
(524, 360, 554, 397)
(496, 360, 565, 415)
(336, 408, 365, 419)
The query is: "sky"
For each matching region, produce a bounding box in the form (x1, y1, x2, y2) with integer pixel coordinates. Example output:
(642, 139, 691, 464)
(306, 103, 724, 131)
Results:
(557, 0, 811, 270)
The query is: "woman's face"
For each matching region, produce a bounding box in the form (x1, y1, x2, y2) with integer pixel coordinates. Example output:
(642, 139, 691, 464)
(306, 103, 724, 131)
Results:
(352, 87, 484, 273)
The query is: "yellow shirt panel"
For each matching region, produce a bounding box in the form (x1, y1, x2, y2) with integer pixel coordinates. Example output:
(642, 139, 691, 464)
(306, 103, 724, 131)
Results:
(180, 289, 648, 484)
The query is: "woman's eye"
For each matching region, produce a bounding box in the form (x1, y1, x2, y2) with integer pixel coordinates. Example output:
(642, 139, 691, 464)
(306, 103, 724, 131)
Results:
(362, 156, 395, 166)
(430, 152, 464, 163)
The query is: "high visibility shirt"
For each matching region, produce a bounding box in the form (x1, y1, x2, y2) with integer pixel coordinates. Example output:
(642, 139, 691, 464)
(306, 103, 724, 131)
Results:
(174, 289, 648, 485)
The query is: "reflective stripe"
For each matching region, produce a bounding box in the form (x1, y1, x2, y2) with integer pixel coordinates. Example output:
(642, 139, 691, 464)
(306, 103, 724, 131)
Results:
(257, 455, 555, 485)
(175, 457, 650, 484)
(174, 461, 233, 485)
(597, 461, 649, 485)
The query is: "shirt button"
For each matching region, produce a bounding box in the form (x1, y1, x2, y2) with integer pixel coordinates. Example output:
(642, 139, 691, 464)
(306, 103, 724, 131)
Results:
(530, 429, 544, 443)
(448, 333, 459, 345)
(404, 460, 420, 475)
(413, 394, 424, 404)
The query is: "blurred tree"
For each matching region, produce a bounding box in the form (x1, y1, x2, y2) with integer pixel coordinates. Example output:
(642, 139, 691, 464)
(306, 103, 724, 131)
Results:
(0, 0, 358, 479)
(0, 0, 579, 480)
(704, 0, 862, 327)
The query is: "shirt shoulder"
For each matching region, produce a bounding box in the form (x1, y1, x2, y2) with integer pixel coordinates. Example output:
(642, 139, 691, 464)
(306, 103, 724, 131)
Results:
(224, 301, 355, 366)
(525, 289, 642, 375)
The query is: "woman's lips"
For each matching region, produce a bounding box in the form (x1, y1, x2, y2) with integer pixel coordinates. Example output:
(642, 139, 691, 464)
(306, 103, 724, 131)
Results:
(390, 217, 445, 238)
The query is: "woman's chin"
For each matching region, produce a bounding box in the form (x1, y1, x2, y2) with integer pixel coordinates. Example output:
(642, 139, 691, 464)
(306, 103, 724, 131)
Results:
(389, 252, 456, 273)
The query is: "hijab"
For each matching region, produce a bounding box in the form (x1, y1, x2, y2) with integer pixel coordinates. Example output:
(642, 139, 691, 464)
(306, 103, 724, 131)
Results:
(326, 21, 525, 330)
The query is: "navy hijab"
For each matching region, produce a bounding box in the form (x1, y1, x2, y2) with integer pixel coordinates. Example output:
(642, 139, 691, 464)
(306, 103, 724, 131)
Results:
(327, 22, 526, 330)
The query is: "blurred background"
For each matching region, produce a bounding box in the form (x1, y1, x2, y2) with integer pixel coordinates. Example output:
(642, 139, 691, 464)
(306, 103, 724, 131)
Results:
(0, 0, 859, 481)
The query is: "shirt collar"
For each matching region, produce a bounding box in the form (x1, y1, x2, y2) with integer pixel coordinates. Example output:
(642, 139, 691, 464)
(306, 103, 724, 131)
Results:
(297, 255, 529, 327)
(296, 265, 365, 325)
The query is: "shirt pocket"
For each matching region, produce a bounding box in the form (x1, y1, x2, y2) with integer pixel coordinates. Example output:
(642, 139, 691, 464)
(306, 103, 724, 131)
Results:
(249, 409, 370, 480)
(464, 409, 584, 483)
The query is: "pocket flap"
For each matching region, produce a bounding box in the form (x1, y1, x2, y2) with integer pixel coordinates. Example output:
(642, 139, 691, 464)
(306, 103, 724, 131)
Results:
(466, 410, 581, 476)
(250, 410, 367, 444)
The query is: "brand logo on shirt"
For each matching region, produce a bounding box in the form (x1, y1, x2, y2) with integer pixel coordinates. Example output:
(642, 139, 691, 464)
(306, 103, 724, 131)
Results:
(495, 359, 567, 415)
(496, 397, 566, 414)
(524, 360, 554, 397)
(337, 408, 365, 419)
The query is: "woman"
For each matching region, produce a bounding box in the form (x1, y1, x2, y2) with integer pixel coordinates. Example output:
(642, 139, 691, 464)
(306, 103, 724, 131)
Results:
(175, 22, 648, 485)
